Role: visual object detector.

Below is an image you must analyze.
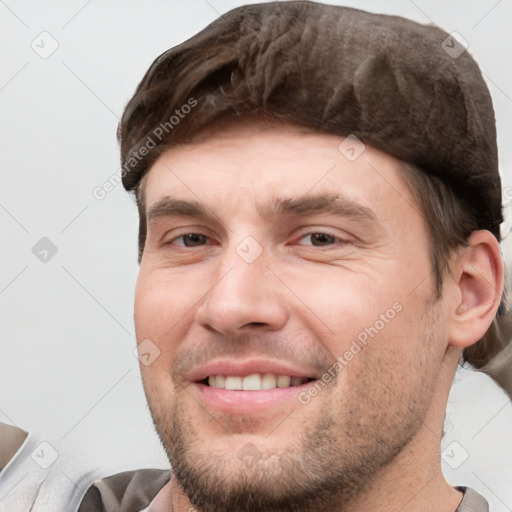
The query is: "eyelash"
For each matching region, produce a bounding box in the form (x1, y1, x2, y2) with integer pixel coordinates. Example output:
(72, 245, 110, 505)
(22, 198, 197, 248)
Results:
(167, 231, 347, 248)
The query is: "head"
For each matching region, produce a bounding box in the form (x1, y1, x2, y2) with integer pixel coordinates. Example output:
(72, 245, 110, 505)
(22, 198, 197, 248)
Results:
(119, 2, 505, 510)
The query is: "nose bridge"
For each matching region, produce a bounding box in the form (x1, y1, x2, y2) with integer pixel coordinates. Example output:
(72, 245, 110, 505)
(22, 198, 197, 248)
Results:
(195, 236, 289, 334)
(220, 237, 267, 296)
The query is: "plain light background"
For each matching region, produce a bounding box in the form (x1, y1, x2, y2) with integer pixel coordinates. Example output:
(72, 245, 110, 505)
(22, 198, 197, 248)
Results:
(1, 0, 511, 509)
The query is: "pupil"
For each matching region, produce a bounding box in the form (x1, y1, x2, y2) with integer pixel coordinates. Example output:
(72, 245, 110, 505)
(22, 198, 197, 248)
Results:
(312, 233, 333, 246)
(184, 234, 205, 247)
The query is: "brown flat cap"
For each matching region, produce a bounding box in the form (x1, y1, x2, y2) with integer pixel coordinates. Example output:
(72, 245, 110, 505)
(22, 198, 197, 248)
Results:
(119, 1, 503, 237)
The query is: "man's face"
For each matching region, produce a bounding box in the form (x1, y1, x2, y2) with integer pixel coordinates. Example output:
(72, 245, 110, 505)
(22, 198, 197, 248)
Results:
(134, 122, 451, 511)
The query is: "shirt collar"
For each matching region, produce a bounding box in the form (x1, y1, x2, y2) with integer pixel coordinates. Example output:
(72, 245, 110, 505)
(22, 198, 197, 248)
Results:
(0, 421, 30, 473)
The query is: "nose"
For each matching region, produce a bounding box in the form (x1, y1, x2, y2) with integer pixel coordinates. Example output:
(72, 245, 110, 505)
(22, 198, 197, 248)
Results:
(194, 243, 289, 336)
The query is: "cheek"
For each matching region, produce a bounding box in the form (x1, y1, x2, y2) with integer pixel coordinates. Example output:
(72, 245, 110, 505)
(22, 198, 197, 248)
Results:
(334, 303, 446, 435)
(356, 300, 447, 387)
(134, 268, 197, 339)
(134, 270, 192, 376)
(280, 265, 398, 343)
(296, 265, 443, 381)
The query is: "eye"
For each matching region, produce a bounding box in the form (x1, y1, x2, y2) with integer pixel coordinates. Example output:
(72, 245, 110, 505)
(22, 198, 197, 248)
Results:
(170, 233, 210, 247)
(296, 232, 344, 247)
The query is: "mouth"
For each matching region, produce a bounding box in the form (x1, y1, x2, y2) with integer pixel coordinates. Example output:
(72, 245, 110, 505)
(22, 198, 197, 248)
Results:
(189, 359, 321, 414)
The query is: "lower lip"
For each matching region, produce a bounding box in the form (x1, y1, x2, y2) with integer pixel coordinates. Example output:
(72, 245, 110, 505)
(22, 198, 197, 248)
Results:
(192, 382, 313, 414)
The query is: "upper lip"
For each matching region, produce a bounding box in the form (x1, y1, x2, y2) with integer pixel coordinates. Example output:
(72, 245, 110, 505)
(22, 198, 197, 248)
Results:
(188, 358, 320, 383)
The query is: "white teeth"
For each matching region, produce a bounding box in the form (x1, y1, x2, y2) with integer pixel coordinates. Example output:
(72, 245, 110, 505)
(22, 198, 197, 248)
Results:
(225, 376, 243, 390)
(242, 374, 261, 390)
(261, 373, 277, 390)
(207, 373, 309, 390)
(277, 375, 291, 388)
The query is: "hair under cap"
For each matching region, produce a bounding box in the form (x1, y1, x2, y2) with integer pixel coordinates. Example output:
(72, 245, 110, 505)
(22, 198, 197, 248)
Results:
(119, 0, 503, 237)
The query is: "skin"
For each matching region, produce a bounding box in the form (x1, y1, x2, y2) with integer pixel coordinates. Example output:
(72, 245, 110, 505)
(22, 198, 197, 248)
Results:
(134, 121, 503, 512)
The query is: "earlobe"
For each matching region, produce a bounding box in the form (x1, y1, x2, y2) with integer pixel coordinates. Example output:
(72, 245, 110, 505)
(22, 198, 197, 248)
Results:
(448, 230, 504, 348)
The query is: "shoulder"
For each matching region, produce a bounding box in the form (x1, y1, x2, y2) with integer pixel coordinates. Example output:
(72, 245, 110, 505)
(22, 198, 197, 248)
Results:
(76, 468, 172, 512)
(456, 486, 489, 512)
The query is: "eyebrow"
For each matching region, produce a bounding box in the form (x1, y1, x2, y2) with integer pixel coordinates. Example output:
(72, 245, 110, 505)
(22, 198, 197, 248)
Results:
(262, 193, 378, 224)
(147, 198, 211, 226)
(147, 193, 379, 227)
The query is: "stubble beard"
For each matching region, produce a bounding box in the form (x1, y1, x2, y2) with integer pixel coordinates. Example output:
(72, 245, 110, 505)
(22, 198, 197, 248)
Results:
(145, 303, 444, 511)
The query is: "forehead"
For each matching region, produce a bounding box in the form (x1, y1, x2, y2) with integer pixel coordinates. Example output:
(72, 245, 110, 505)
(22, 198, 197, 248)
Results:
(141, 121, 419, 223)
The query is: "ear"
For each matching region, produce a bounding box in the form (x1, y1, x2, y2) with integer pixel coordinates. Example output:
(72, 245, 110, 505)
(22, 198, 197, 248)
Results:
(448, 230, 504, 348)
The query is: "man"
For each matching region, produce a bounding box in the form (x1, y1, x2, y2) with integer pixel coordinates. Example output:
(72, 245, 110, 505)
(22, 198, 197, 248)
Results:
(79, 1, 509, 510)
